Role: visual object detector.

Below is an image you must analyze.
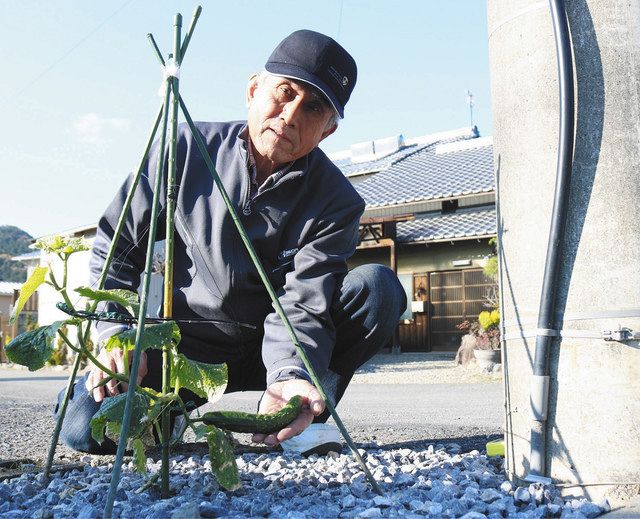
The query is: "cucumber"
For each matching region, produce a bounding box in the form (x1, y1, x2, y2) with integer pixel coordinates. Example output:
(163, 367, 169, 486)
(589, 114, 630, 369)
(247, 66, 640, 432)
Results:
(202, 395, 303, 433)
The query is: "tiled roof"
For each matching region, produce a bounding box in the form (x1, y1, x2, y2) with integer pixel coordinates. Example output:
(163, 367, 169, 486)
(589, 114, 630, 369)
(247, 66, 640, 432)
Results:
(334, 144, 422, 177)
(397, 206, 496, 243)
(330, 127, 479, 178)
(0, 281, 23, 296)
(354, 139, 494, 208)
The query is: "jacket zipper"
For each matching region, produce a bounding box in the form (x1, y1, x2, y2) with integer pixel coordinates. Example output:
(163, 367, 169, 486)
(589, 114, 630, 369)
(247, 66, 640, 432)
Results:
(243, 165, 304, 216)
(242, 169, 252, 215)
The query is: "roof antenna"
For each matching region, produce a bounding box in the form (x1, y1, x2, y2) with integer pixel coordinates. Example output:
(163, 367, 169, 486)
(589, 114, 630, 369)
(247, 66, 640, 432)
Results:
(466, 90, 475, 128)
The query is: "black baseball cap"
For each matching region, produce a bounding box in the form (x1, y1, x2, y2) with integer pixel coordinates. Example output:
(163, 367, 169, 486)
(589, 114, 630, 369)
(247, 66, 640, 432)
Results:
(265, 30, 357, 118)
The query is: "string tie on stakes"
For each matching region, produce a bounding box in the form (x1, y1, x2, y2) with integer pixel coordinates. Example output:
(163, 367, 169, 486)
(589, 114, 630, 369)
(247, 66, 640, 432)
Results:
(157, 57, 181, 97)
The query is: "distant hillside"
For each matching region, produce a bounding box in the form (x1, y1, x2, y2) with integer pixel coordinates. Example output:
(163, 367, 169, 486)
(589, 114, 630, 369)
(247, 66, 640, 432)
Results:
(0, 225, 33, 282)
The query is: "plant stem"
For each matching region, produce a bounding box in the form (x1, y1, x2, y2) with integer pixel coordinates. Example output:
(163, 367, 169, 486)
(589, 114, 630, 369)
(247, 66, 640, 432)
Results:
(173, 394, 193, 425)
(43, 258, 76, 477)
(123, 347, 129, 378)
(61, 253, 69, 290)
(48, 271, 61, 291)
(178, 96, 383, 495)
(57, 331, 157, 400)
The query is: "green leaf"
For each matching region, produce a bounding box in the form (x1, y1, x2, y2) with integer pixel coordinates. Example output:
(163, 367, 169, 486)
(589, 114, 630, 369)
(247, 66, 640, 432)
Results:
(10, 266, 49, 324)
(74, 287, 140, 317)
(171, 354, 227, 402)
(105, 322, 180, 353)
(31, 235, 90, 255)
(140, 394, 175, 435)
(191, 423, 211, 442)
(105, 422, 122, 442)
(207, 426, 241, 491)
(89, 392, 151, 444)
(5, 321, 64, 371)
(132, 438, 147, 473)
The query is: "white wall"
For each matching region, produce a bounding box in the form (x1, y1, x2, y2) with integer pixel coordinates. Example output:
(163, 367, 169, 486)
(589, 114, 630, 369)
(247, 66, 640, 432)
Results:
(36, 232, 164, 347)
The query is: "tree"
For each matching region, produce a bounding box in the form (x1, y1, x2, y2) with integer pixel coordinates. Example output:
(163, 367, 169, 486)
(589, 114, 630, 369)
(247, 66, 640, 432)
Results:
(0, 225, 33, 282)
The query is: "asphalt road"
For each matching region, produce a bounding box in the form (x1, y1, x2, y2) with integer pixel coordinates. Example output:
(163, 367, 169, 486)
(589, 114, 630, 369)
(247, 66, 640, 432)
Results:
(0, 366, 502, 463)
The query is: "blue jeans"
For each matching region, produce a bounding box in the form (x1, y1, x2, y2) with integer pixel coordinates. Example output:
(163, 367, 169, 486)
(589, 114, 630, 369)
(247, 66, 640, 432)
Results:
(55, 264, 406, 453)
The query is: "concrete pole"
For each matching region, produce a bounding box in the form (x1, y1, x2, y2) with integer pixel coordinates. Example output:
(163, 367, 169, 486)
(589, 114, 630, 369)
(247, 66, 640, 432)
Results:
(487, 0, 640, 503)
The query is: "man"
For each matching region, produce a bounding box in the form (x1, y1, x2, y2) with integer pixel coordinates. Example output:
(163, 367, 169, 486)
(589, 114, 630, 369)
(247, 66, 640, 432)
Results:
(58, 29, 406, 455)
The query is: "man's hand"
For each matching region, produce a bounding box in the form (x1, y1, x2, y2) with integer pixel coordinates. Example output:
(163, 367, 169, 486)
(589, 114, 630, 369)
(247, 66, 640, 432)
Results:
(85, 349, 148, 403)
(251, 378, 325, 447)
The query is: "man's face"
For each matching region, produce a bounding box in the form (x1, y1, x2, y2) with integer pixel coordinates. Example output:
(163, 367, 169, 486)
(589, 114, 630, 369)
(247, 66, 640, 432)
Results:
(246, 74, 337, 169)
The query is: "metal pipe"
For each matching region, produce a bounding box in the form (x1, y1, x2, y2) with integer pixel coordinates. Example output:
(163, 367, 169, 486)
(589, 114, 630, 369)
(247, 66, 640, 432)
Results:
(526, 0, 575, 482)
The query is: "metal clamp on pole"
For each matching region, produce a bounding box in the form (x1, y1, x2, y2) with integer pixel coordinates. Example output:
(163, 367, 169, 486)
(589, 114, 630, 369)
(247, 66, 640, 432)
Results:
(602, 327, 640, 342)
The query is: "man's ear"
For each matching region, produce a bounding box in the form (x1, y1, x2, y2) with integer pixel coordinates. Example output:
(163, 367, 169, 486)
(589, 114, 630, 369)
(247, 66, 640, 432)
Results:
(246, 73, 259, 107)
(320, 122, 338, 141)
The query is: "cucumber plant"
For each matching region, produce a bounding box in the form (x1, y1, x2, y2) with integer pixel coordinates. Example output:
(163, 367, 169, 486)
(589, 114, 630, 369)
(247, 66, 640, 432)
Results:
(5, 10, 383, 513)
(5, 234, 302, 492)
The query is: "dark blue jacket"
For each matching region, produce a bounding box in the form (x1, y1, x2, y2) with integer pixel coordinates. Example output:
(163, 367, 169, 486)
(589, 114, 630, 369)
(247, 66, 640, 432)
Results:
(90, 121, 365, 385)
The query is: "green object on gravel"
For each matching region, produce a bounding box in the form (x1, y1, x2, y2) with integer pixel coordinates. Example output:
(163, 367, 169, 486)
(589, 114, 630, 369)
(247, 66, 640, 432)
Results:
(201, 395, 303, 433)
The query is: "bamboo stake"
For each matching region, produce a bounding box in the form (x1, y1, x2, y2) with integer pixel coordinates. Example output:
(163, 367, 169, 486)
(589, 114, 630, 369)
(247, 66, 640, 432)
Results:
(44, 350, 82, 477)
(44, 104, 164, 479)
(103, 82, 172, 519)
(180, 6, 201, 60)
(160, 12, 182, 499)
(178, 97, 382, 496)
(147, 33, 165, 67)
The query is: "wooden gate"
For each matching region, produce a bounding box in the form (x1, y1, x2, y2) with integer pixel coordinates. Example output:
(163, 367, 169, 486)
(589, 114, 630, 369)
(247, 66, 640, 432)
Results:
(399, 268, 496, 352)
(398, 274, 429, 351)
(0, 290, 38, 362)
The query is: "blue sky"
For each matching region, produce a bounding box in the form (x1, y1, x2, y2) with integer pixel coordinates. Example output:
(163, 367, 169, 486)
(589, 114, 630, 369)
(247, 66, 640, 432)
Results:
(1, 1, 492, 238)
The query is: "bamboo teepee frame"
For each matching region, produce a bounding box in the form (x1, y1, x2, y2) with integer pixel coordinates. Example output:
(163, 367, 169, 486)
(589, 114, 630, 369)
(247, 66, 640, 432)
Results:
(49, 7, 381, 518)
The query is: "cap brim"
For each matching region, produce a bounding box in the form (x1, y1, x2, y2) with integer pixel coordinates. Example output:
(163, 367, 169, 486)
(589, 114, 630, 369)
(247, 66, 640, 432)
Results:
(265, 63, 344, 118)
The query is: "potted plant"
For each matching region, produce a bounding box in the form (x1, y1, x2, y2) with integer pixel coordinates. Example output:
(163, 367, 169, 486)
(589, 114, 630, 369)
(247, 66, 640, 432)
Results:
(454, 310, 501, 370)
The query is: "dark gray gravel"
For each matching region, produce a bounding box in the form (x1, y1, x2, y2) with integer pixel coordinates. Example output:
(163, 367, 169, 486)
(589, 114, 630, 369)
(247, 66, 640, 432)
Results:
(0, 364, 610, 517)
(0, 445, 610, 518)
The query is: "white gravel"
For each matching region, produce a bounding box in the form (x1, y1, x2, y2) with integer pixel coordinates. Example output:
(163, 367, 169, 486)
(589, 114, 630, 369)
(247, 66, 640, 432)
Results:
(352, 353, 502, 385)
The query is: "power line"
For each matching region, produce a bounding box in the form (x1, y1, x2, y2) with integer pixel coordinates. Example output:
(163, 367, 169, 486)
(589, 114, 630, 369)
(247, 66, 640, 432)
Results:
(10, 0, 135, 100)
(336, 0, 344, 41)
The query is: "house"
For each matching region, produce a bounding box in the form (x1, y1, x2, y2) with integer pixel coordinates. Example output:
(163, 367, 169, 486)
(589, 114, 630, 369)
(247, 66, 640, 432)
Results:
(13, 126, 496, 355)
(0, 281, 30, 359)
(332, 127, 497, 352)
(10, 225, 164, 349)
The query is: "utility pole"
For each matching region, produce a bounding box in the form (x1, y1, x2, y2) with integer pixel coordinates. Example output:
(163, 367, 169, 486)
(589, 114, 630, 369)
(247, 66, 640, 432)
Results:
(488, 0, 640, 501)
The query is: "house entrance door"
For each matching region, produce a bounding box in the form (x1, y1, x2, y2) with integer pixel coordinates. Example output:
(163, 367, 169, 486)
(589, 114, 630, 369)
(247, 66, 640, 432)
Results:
(397, 268, 496, 352)
(398, 274, 430, 351)
(429, 268, 495, 351)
